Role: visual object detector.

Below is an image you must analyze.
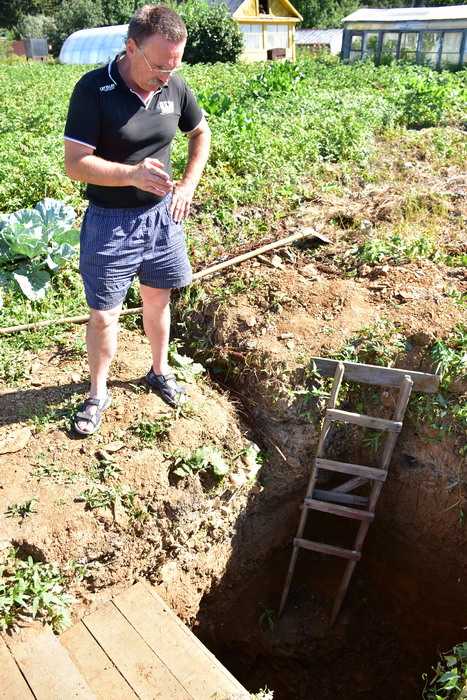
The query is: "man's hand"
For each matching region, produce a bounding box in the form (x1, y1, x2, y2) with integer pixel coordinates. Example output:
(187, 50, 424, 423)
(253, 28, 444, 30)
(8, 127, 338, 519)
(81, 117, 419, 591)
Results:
(131, 158, 173, 196)
(170, 180, 196, 223)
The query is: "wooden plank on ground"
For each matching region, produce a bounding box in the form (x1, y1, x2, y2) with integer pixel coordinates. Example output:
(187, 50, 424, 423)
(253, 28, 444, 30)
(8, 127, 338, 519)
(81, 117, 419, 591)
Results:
(6, 628, 96, 700)
(294, 538, 361, 560)
(310, 357, 439, 393)
(0, 637, 33, 700)
(327, 409, 402, 432)
(83, 600, 192, 700)
(113, 582, 249, 700)
(61, 621, 136, 699)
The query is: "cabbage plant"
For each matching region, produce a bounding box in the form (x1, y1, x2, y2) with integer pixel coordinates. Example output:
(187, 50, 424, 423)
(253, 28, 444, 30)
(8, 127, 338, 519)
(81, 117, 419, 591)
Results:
(0, 198, 79, 303)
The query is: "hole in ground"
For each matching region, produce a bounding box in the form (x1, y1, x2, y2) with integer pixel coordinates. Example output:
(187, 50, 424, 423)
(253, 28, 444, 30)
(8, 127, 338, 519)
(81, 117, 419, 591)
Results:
(180, 365, 466, 699)
(193, 489, 466, 699)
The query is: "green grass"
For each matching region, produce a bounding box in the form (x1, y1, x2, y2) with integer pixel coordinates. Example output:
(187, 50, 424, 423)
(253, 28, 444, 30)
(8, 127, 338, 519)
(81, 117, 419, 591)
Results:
(324, 320, 466, 450)
(335, 319, 408, 367)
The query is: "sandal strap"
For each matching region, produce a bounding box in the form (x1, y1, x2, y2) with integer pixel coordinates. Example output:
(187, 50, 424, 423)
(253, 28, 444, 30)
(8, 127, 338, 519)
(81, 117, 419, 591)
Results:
(152, 372, 176, 382)
(82, 397, 101, 408)
(75, 411, 100, 426)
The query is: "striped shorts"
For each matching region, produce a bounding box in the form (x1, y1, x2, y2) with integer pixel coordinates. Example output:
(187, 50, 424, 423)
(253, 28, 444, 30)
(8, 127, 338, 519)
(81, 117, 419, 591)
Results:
(79, 196, 192, 310)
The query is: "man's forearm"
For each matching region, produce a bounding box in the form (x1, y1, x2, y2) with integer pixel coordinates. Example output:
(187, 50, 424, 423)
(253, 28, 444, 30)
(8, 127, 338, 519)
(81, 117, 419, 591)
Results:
(66, 153, 135, 187)
(180, 128, 211, 188)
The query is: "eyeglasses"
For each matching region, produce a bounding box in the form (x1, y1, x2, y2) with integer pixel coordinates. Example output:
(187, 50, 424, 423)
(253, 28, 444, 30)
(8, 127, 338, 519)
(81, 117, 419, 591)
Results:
(134, 40, 182, 75)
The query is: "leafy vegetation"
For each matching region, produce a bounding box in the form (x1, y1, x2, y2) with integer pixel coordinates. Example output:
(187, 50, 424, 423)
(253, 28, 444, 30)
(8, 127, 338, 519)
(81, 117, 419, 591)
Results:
(5, 498, 38, 519)
(167, 446, 229, 479)
(1, 57, 462, 385)
(431, 324, 466, 390)
(131, 415, 173, 446)
(336, 320, 408, 367)
(168, 341, 205, 383)
(423, 642, 467, 700)
(0, 198, 79, 302)
(0, 547, 73, 632)
(77, 483, 145, 521)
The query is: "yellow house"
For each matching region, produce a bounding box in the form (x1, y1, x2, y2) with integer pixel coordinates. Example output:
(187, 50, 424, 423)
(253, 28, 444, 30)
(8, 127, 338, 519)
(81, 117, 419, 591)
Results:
(222, 0, 303, 61)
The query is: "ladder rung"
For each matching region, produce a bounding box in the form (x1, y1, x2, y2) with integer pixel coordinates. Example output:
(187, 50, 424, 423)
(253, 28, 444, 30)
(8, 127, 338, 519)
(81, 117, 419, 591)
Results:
(294, 538, 361, 561)
(304, 498, 374, 521)
(332, 477, 367, 494)
(326, 409, 402, 433)
(314, 489, 369, 507)
(316, 458, 387, 482)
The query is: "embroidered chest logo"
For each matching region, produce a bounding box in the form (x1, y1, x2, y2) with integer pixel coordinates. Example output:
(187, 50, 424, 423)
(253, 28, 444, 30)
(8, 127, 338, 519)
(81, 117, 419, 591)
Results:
(159, 100, 174, 114)
(100, 84, 115, 92)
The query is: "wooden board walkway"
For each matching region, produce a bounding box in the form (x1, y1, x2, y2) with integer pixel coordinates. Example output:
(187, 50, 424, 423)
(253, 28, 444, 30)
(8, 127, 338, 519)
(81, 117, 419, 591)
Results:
(1, 582, 249, 700)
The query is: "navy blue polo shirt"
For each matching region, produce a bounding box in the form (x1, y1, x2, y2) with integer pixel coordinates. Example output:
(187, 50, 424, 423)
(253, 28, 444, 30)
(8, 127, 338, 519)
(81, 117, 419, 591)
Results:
(64, 57, 203, 208)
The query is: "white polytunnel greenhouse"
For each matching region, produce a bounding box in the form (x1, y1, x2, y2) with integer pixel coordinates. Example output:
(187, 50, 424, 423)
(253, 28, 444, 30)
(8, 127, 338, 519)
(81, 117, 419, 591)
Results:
(59, 25, 128, 65)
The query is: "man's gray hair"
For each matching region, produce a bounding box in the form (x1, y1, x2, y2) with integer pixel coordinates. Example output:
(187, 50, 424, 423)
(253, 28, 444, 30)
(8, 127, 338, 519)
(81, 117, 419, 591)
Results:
(127, 4, 187, 45)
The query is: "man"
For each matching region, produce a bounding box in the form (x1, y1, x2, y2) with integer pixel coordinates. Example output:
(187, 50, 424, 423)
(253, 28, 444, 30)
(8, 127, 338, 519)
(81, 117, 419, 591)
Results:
(64, 5, 211, 435)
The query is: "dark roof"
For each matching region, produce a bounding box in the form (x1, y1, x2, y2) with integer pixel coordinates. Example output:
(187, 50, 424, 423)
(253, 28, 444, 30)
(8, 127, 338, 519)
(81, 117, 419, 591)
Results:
(208, 0, 245, 15)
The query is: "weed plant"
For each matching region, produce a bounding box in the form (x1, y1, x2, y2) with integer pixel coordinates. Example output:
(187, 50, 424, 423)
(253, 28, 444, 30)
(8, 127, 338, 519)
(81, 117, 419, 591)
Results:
(131, 415, 173, 446)
(423, 642, 467, 700)
(0, 547, 73, 632)
(167, 446, 229, 479)
(5, 499, 38, 519)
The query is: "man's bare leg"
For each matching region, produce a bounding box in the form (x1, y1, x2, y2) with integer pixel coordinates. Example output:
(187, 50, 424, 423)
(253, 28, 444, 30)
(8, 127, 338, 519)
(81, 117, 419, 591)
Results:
(140, 285, 171, 374)
(75, 304, 121, 433)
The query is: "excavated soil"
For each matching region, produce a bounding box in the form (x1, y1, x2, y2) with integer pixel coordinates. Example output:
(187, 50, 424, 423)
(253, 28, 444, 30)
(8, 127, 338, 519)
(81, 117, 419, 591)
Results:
(1, 131, 466, 698)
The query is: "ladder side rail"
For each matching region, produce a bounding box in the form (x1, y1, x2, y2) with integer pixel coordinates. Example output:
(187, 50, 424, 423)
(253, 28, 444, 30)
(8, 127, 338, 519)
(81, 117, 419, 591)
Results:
(330, 375, 414, 624)
(279, 362, 345, 616)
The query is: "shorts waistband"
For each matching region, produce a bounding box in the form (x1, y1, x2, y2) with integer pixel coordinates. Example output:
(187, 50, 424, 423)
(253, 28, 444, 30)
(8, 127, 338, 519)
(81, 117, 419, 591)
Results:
(88, 195, 170, 216)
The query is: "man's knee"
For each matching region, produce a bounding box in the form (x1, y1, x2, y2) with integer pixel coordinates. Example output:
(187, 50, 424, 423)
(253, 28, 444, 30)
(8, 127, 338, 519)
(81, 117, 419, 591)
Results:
(140, 285, 171, 309)
(88, 307, 121, 331)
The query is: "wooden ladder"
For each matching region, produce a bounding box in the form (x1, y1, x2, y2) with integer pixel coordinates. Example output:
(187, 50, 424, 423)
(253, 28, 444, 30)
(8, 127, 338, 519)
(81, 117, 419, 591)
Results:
(279, 357, 439, 625)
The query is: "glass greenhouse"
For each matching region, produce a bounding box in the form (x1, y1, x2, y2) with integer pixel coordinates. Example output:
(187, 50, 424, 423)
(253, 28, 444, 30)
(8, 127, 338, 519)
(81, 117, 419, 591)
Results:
(341, 5, 467, 69)
(59, 25, 128, 65)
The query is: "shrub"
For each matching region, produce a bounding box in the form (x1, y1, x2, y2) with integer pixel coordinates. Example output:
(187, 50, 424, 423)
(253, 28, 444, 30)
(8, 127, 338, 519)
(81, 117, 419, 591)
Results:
(48, 0, 106, 56)
(101, 0, 134, 26)
(179, 0, 243, 64)
(16, 13, 56, 39)
(401, 70, 456, 129)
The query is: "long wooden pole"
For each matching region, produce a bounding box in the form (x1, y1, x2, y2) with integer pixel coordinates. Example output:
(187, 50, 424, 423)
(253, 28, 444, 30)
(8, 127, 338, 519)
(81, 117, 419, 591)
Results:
(0, 229, 321, 336)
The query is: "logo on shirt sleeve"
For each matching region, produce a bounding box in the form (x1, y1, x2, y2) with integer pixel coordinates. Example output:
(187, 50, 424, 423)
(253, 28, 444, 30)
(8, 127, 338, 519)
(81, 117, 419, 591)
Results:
(159, 101, 174, 114)
(100, 84, 116, 92)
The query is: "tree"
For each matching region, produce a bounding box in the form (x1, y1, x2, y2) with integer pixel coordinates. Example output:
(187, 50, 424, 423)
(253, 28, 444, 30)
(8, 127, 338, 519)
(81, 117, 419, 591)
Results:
(178, 0, 243, 64)
(48, 0, 106, 55)
(16, 13, 56, 39)
(101, 0, 135, 26)
(0, 0, 60, 29)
